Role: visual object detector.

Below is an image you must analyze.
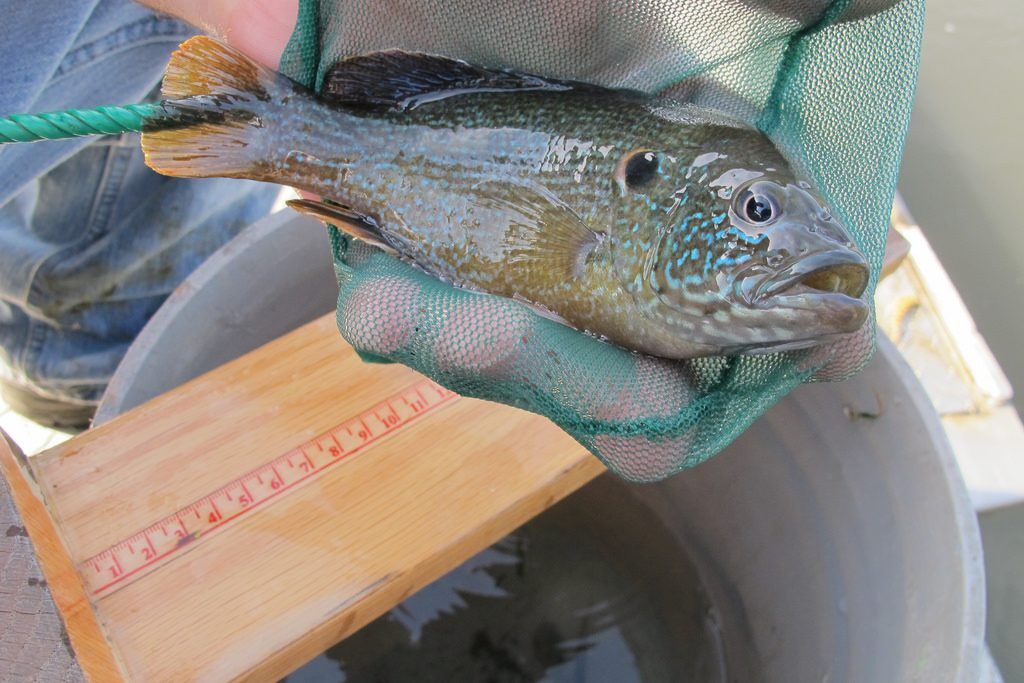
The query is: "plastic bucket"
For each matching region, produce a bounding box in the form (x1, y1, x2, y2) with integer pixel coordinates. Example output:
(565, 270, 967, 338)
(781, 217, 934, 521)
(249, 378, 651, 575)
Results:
(96, 213, 985, 682)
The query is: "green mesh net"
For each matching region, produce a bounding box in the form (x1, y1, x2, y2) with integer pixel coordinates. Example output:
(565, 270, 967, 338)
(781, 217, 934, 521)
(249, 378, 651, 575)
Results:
(279, 0, 923, 482)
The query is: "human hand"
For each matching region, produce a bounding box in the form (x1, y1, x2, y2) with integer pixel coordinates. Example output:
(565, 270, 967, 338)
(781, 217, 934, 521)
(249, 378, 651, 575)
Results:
(131, 0, 899, 482)
(330, 240, 704, 482)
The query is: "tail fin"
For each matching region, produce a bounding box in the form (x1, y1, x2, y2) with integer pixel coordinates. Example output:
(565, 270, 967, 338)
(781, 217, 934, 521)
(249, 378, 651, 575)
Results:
(142, 36, 279, 178)
(159, 35, 275, 100)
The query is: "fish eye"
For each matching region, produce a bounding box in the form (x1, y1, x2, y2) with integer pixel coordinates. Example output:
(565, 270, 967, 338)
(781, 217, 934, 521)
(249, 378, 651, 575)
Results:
(736, 184, 780, 225)
(616, 149, 659, 193)
(744, 195, 773, 223)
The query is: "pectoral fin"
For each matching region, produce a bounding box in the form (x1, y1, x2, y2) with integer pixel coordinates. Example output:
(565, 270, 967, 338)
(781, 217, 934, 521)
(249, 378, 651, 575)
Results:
(287, 199, 396, 255)
(475, 182, 605, 281)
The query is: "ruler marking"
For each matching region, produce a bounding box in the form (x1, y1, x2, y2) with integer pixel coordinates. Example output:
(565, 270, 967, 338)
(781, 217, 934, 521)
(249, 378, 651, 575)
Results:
(80, 379, 456, 597)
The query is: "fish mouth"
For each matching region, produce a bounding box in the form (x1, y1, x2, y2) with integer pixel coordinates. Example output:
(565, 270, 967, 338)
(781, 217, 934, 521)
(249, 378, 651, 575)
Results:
(726, 249, 870, 339)
(755, 250, 869, 303)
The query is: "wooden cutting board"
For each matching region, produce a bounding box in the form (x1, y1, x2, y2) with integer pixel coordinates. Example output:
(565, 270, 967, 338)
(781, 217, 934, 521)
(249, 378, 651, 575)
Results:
(0, 314, 603, 681)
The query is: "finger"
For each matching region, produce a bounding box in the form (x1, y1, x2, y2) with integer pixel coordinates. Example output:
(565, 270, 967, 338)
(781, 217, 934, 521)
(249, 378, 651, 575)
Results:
(592, 431, 696, 482)
(135, 0, 231, 33)
(342, 276, 422, 356)
(530, 331, 695, 422)
(802, 309, 876, 380)
(223, 0, 299, 68)
(432, 294, 533, 377)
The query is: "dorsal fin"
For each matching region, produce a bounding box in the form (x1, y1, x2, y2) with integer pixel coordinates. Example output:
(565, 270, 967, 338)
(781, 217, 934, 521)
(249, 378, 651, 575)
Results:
(321, 51, 574, 109)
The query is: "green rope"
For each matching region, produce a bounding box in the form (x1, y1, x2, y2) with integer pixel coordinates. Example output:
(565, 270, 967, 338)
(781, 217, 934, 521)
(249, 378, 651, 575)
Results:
(0, 103, 168, 144)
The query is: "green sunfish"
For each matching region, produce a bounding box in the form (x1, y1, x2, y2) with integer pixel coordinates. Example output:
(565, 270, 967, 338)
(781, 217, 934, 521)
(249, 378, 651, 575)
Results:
(143, 37, 869, 359)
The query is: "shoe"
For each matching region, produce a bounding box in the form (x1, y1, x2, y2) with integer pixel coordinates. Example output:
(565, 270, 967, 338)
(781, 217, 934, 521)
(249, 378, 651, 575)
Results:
(0, 379, 93, 433)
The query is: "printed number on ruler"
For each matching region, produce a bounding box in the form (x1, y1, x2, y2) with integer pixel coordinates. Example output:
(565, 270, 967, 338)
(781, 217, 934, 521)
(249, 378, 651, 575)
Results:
(81, 378, 457, 597)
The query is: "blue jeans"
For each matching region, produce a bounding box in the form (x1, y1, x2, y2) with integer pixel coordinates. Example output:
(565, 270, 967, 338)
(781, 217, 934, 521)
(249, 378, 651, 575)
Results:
(0, 1, 278, 406)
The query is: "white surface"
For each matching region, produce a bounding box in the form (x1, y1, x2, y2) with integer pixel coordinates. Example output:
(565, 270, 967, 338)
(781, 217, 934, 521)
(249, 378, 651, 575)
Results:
(878, 204, 1024, 513)
(897, 219, 1011, 405)
(945, 407, 1024, 512)
(0, 396, 70, 456)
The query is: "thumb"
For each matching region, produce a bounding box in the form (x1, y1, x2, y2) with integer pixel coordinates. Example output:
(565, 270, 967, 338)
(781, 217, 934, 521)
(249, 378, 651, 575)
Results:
(137, 0, 299, 68)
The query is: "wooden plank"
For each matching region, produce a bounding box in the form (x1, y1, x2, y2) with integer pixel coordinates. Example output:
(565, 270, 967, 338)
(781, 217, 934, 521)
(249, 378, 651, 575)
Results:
(18, 314, 602, 681)
(882, 199, 913, 280)
(0, 432, 124, 682)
